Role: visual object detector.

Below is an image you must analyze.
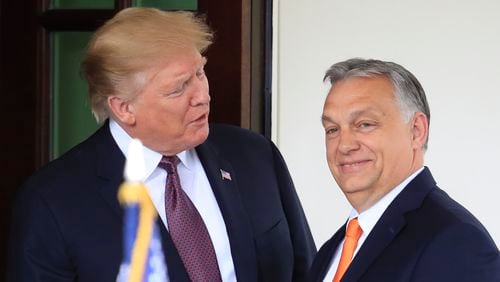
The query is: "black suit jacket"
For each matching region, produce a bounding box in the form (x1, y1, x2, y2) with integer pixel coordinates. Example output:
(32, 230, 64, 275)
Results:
(308, 168, 500, 282)
(8, 123, 316, 282)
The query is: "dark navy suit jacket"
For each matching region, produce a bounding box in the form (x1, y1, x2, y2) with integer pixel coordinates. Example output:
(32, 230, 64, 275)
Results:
(308, 168, 500, 282)
(8, 123, 316, 282)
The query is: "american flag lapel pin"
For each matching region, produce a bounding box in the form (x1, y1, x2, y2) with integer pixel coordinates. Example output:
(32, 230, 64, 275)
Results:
(220, 169, 232, 181)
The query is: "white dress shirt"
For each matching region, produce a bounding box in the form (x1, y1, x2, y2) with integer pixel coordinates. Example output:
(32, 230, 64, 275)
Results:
(110, 119, 236, 281)
(323, 167, 424, 281)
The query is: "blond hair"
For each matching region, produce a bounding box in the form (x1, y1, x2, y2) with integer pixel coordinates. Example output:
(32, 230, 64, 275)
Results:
(81, 8, 213, 123)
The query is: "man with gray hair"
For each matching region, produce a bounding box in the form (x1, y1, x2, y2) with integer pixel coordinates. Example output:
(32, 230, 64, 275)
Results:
(308, 58, 500, 281)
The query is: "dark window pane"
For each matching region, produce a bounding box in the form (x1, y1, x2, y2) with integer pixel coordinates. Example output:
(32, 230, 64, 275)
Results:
(52, 32, 99, 158)
(133, 0, 197, 10)
(51, 0, 113, 9)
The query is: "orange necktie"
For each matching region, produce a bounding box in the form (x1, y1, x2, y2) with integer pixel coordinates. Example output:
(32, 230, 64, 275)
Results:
(333, 218, 363, 282)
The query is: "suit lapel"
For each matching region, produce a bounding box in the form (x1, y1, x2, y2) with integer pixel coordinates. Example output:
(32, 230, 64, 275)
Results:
(342, 167, 436, 282)
(314, 225, 346, 282)
(342, 209, 406, 282)
(196, 141, 258, 282)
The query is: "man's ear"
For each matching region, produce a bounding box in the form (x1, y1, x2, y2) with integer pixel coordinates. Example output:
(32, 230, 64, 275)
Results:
(107, 96, 136, 125)
(411, 112, 429, 149)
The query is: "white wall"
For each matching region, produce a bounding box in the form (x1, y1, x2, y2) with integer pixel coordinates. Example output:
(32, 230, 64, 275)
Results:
(273, 0, 500, 247)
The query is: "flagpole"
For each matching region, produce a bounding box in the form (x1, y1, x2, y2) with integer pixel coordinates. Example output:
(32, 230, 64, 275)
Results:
(118, 181, 157, 282)
(116, 139, 166, 282)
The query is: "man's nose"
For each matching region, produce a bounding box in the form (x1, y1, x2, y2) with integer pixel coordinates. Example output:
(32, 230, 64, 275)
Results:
(190, 77, 210, 106)
(337, 129, 360, 154)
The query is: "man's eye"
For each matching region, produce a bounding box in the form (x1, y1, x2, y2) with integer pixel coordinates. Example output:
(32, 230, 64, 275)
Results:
(358, 122, 376, 131)
(169, 88, 183, 95)
(325, 127, 338, 135)
(170, 82, 188, 95)
(196, 69, 205, 78)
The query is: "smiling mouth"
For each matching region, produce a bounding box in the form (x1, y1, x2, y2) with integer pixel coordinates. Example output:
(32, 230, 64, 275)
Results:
(338, 160, 371, 172)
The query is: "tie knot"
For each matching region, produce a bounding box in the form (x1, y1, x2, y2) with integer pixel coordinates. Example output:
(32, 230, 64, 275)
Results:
(158, 156, 180, 174)
(346, 218, 362, 239)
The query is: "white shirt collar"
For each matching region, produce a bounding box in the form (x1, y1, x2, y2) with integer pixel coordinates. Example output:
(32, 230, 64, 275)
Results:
(109, 119, 193, 176)
(348, 167, 425, 235)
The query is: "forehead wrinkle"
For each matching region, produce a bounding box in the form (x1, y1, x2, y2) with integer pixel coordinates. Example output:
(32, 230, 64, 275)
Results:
(169, 56, 206, 86)
(348, 107, 385, 121)
(150, 52, 204, 83)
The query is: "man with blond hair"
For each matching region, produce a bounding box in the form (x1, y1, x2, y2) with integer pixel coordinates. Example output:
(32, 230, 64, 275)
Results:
(8, 8, 315, 282)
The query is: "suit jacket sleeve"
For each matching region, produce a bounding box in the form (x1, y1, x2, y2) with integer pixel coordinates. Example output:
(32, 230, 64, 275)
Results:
(270, 142, 317, 281)
(411, 222, 500, 282)
(8, 183, 76, 282)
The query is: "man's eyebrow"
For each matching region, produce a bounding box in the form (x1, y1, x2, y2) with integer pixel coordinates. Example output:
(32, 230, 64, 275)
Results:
(321, 115, 335, 125)
(321, 108, 383, 125)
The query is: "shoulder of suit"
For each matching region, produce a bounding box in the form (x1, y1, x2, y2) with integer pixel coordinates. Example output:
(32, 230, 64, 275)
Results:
(205, 123, 276, 160)
(20, 125, 109, 194)
(416, 187, 491, 238)
(208, 123, 269, 144)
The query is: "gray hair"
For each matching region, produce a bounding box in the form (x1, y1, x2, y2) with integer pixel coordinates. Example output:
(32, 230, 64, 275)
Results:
(324, 58, 430, 149)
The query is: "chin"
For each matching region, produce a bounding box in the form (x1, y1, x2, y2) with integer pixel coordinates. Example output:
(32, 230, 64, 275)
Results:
(338, 178, 370, 194)
(192, 127, 210, 146)
(200, 123, 210, 137)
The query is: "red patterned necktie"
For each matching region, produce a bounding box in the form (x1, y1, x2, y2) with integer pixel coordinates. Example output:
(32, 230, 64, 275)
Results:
(158, 156, 222, 282)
